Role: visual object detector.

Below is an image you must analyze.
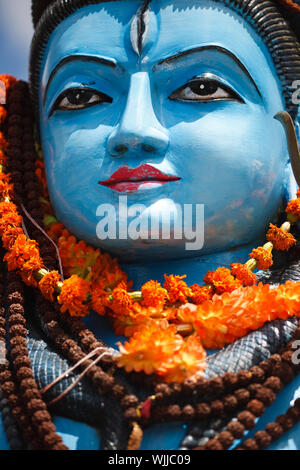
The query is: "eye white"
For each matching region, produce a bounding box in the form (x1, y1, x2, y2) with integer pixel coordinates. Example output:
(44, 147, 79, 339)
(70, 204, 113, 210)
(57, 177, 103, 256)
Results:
(59, 93, 100, 109)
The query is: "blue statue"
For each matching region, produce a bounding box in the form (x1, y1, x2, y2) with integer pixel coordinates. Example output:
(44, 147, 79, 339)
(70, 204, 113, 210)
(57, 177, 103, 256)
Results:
(1, 0, 300, 450)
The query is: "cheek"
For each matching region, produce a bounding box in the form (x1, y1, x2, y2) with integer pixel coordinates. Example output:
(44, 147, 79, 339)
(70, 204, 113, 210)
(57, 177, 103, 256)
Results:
(168, 107, 287, 206)
(41, 120, 112, 194)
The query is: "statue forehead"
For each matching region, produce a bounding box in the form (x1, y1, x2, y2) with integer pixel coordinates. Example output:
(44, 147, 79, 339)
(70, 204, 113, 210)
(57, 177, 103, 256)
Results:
(42, 0, 267, 68)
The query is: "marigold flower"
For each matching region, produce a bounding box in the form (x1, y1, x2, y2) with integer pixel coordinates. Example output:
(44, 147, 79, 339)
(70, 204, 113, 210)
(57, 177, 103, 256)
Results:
(286, 199, 300, 219)
(4, 234, 43, 273)
(57, 274, 90, 317)
(266, 223, 296, 251)
(110, 281, 134, 316)
(249, 247, 273, 270)
(141, 280, 168, 309)
(0, 211, 22, 236)
(0, 107, 7, 125)
(190, 284, 213, 304)
(0, 173, 13, 199)
(159, 335, 207, 383)
(116, 321, 184, 375)
(0, 74, 16, 92)
(2, 226, 23, 250)
(297, 188, 300, 198)
(39, 270, 61, 302)
(163, 274, 192, 303)
(230, 263, 257, 286)
(90, 284, 109, 316)
(203, 267, 241, 294)
(0, 149, 7, 166)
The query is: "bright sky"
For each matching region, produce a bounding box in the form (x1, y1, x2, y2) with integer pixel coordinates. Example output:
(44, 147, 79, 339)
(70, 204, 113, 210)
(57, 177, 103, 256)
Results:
(0, 0, 33, 80)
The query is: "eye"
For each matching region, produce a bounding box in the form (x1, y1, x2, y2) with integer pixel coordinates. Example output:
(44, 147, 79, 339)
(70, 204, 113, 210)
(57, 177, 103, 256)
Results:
(50, 87, 113, 114)
(169, 76, 243, 103)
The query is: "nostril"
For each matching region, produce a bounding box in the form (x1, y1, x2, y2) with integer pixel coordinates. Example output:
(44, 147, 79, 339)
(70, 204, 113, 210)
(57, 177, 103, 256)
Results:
(114, 144, 128, 155)
(142, 144, 156, 153)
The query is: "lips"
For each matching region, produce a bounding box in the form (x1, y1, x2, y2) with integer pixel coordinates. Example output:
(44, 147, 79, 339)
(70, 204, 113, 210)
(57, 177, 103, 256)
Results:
(99, 164, 180, 192)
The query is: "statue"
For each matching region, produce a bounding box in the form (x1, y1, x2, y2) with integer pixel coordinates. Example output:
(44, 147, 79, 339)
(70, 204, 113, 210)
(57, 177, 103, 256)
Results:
(1, 0, 300, 450)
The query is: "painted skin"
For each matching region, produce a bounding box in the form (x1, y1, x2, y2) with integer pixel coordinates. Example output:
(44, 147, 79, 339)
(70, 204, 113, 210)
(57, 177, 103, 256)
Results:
(2, 0, 300, 450)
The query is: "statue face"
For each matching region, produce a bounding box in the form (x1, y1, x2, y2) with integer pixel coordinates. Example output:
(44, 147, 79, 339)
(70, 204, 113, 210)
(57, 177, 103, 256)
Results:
(39, 0, 289, 262)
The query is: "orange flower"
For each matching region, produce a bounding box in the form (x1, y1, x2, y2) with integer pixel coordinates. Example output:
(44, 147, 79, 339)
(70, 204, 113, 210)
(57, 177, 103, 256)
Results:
(0, 149, 7, 166)
(0, 211, 22, 236)
(0, 173, 13, 199)
(190, 284, 213, 304)
(163, 274, 192, 303)
(0, 74, 16, 93)
(286, 198, 300, 219)
(141, 280, 168, 309)
(203, 267, 241, 294)
(57, 274, 90, 317)
(249, 246, 273, 270)
(297, 188, 300, 198)
(110, 281, 134, 316)
(39, 270, 61, 302)
(4, 234, 43, 273)
(116, 321, 184, 375)
(159, 335, 206, 383)
(2, 226, 23, 250)
(90, 284, 109, 316)
(266, 223, 296, 251)
(0, 107, 7, 125)
(230, 263, 257, 286)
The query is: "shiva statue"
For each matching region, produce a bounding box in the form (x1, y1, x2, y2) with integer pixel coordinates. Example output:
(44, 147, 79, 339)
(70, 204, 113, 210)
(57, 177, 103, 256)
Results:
(1, 0, 300, 450)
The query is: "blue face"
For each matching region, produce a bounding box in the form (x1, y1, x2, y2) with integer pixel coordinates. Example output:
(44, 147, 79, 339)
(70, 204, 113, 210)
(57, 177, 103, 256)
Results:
(39, 0, 290, 262)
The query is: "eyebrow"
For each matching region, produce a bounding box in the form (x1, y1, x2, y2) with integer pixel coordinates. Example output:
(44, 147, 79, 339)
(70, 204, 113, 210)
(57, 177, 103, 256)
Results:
(44, 54, 117, 104)
(154, 45, 261, 97)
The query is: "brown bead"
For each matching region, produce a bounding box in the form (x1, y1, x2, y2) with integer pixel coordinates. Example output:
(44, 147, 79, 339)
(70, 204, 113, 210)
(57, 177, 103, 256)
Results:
(121, 395, 139, 409)
(227, 420, 245, 438)
(204, 439, 223, 450)
(218, 431, 234, 448)
(237, 370, 252, 386)
(265, 422, 284, 440)
(182, 405, 195, 420)
(16, 366, 33, 381)
(234, 388, 250, 405)
(223, 394, 238, 412)
(275, 414, 294, 431)
(222, 372, 238, 390)
(124, 407, 139, 422)
(112, 384, 126, 399)
(210, 400, 224, 416)
(254, 431, 272, 449)
(182, 377, 198, 394)
(263, 376, 282, 392)
(209, 377, 223, 394)
(241, 438, 259, 450)
(167, 405, 181, 420)
(249, 366, 265, 383)
(247, 399, 265, 417)
(196, 402, 211, 419)
(237, 411, 256, 430)
(286, 406, 300, 422)
(255, 387, 276, 406)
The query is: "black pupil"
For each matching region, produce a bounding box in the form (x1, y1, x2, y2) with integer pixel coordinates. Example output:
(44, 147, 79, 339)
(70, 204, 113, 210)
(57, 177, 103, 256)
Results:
(67, 89, 93, 105)
(190, 80, 218, 96)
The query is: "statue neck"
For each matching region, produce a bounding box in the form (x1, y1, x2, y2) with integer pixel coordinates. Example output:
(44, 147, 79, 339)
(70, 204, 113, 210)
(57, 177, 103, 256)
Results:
(120, 239, 264, 289)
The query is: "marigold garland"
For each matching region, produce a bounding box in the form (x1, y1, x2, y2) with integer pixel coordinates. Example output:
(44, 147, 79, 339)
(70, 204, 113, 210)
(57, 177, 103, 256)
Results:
(230, 263, 257, 286)
(163, 274, 192, 303)
(203, 267, 242, 294)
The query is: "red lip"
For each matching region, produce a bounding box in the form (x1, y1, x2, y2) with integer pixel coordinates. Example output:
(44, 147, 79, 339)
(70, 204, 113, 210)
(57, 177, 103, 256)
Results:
(99, 164, 180, 192)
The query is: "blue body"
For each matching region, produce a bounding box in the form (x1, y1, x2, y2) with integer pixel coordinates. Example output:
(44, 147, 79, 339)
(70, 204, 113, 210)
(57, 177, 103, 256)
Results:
(1, 0, 300, 449)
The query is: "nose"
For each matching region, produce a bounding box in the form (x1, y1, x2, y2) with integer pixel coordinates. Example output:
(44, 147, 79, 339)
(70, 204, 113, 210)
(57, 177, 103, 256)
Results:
(107, 72, 169, 158)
